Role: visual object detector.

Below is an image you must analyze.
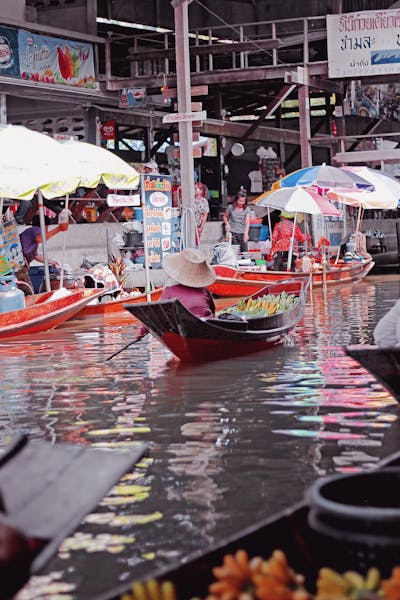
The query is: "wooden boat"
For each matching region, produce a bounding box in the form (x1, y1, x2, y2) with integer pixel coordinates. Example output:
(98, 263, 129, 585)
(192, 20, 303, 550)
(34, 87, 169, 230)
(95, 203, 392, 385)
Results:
(0, 288, 102, 338)
(124, 279, 308, 362)
(209, 257, 375, 297)
(0, 435, 147, 598)
(346, 345, 400, 401)
(73, 287, 163, 320)
(100, 450, 400, 600)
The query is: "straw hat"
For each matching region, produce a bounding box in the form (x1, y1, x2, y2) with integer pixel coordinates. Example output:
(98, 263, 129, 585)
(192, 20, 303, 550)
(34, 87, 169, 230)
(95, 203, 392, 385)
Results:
(163, 248, 216, 288)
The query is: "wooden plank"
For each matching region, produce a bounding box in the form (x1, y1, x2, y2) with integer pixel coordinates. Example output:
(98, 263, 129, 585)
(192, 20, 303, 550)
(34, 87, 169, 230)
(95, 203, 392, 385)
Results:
(163, 85, 208, 99)
(174, 147, 202, 158)
(173, 132, 200, 143)
(334, 149, 400, 164)
(174, 101, 202, 112)
(0, 437, 147, 572)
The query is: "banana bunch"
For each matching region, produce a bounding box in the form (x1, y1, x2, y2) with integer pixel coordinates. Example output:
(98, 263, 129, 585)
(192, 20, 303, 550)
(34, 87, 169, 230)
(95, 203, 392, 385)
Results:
(315, 567, 381, 600)
(122, 579, 177, 600)
(231, 293, 299, 318)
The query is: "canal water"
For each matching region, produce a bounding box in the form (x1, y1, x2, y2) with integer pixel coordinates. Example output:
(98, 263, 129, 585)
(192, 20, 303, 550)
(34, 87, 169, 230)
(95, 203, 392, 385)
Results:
(2, 274, 399, 600)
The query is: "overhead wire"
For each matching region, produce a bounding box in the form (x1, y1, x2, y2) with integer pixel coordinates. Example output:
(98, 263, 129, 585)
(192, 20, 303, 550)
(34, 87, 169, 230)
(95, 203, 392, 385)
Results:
(193, 0, 286, 65)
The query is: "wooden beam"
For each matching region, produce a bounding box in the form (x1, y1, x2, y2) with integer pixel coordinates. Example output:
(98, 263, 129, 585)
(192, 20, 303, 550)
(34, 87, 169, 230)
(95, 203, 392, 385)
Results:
(106, 61, 329, 91)
(98, 108, 301, 145)
(334, 149, 400, 164)
(127, 39, 280, 62)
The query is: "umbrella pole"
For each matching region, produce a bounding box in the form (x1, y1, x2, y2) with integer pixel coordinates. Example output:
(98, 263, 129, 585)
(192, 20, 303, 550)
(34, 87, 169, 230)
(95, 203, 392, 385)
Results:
(59, 195, 69, 289)
(0, 198, 3, 219)
(287, 212, 297, 272)
(267, 207, 272, 241)
(38, 192, 51, 292)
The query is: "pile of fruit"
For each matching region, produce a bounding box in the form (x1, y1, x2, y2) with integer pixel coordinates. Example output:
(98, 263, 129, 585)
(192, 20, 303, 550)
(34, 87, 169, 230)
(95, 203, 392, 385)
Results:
(122, 549, 400, 600)
(226, 292, 299, 318)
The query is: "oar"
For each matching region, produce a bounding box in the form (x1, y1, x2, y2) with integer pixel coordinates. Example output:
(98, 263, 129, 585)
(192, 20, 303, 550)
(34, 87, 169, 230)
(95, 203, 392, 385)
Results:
(106, 333, 148, 361)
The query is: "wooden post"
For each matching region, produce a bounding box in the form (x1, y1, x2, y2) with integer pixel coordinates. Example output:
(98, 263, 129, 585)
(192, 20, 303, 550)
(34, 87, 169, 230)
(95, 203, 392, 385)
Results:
(172, 0, 196, 249)
(298, 84, 312, 168)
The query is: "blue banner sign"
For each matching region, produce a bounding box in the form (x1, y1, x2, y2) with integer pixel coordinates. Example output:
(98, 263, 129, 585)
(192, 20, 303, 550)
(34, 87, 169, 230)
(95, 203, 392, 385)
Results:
(142, 174, 172, 269)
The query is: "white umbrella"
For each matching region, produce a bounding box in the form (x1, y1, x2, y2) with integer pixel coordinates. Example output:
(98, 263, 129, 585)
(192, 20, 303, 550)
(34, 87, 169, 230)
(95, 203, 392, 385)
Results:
(0, 125, 81, 200)
(59, 140, 140, 190)
(253, 187, 340, 272)
(328, 167, 400, 209)
(253, 187, 341, 217)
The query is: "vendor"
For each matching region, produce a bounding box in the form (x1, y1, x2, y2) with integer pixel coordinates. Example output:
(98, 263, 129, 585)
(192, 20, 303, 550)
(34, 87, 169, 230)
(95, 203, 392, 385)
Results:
(16, 215, 68, 291)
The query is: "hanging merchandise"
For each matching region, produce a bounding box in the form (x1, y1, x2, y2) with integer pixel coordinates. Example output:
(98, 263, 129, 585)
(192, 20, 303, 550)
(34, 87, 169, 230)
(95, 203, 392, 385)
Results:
(83, 202, 98, 223)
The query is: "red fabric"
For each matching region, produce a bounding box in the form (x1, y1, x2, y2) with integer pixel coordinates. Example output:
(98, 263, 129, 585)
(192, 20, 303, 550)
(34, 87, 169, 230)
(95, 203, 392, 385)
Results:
(271, 219, 306, 254)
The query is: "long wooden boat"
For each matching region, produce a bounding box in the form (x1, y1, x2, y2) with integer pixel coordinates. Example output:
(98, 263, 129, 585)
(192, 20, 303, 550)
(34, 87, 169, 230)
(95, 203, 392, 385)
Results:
(0, 435, 147, 598)
(124, 279, 308, 362)
(345, 345, 400, 401)
(99, 450, 400, 600)
(73, 287, 163, 320)
(209, 257, 375, 297)
(0, 288, 102, 338)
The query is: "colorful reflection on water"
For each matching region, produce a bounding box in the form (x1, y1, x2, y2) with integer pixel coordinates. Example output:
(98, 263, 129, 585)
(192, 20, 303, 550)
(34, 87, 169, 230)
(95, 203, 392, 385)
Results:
(0, 275, 399, 599)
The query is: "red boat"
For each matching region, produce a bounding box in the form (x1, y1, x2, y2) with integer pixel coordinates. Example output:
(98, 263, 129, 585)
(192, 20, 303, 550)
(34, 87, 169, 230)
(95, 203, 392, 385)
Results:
(124, 279, 307, 362)
(209, 257, 374, 297)
(74, 287, 163, 320)
(0, 288, 102, 338)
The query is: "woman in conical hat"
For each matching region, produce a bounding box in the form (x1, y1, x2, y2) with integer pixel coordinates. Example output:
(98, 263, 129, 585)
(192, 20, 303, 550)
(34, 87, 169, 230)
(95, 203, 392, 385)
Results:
(136, 248, 216, 339)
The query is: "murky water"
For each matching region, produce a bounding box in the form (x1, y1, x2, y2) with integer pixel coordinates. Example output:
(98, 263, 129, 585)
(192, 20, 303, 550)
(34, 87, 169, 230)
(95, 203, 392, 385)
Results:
(1, 274, 400, 600)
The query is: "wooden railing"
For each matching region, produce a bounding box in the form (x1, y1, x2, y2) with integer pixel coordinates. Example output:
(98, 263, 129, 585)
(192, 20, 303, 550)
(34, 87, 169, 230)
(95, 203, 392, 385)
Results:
(104, 15, 327, 84)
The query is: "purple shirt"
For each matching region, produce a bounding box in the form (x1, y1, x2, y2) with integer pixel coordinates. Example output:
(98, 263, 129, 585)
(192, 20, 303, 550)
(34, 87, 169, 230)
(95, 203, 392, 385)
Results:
(161, 284, 215, 318)
(20, 227, 41, 264)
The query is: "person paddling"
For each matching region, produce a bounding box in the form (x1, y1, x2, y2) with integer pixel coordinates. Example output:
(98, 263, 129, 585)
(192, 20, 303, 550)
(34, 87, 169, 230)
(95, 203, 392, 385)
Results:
(106, 248, 216, 360)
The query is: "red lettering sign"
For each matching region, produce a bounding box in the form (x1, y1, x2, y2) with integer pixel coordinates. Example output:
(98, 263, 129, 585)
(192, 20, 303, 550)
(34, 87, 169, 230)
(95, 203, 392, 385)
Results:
(101, 120, 116, 140)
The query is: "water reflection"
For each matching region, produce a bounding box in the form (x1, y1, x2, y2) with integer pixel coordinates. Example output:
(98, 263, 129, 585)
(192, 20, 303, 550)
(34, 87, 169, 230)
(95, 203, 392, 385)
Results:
(1, 276, 398, 599)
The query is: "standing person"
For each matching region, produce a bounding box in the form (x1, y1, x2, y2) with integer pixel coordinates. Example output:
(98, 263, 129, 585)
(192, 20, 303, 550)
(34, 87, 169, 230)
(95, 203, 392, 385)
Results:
(193, 182, 210, 239)
(223, 190, 251, 253)
(271, 211, 307, 271)
(16, 215, 68, 290)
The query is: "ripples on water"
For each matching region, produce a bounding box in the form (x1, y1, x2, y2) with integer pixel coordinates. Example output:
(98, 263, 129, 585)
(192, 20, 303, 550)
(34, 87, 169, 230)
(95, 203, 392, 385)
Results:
(0, 275, 398, 599)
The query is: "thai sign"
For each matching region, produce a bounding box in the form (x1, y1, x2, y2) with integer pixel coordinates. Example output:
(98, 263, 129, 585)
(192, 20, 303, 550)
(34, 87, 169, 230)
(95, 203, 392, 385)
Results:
(142, 174, 172, 269)
(327, 9, 400, 78)
(0, 221, 24, 270)
(0, 24, 95, 88)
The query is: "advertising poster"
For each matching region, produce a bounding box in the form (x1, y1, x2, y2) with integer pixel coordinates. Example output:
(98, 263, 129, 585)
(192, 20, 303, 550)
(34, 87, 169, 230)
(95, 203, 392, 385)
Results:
(327, 9, 400, 78)
(346, 80, 400, 121)
(119, 88, 146, 108)
(0, 26, 19, 77)
(0, 221, 24, 270)
(142, 174, 172, 269)
(18, 29, 95, 88)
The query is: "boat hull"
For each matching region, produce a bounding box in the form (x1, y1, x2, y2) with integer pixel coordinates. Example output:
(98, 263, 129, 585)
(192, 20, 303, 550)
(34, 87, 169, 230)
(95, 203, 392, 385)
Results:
(0, 289, 102, 338)
(209, 258, 375, 297)
(100, 451, 400, 600)
(124, 279, 307, 362)
(345, 345, 400, 401)
(74, 287, 163, 319)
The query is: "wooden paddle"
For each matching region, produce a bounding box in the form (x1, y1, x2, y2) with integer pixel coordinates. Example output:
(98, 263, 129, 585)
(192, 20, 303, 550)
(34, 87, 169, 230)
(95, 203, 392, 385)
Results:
(106, 333, 148, 361)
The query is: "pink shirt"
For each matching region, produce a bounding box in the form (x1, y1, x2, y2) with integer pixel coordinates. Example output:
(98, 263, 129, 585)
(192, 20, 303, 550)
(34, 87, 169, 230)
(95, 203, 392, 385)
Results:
(137, 284, 215, 338)
(161, 284, 215, 318)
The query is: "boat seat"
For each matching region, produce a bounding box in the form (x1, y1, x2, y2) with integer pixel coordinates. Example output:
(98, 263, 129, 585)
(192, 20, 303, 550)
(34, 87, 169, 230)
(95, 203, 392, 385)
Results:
(207, 317, 248, 331)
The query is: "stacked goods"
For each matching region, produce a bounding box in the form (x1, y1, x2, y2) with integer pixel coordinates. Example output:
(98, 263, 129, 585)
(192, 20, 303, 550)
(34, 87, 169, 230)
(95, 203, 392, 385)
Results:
(122, 549, 400, 600)
(225, 292, 299, 318)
